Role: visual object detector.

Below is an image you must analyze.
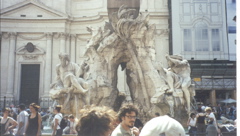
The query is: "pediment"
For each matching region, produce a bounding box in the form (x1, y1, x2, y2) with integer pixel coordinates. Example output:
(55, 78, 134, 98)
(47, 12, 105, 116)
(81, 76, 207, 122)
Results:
(0, 1, 67, 18)
(16, 43, 45, 55)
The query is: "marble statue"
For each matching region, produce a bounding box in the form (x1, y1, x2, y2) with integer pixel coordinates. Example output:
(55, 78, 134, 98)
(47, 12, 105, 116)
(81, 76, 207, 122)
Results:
(49, 53, 89, 114)
(49, 5, 195, 120)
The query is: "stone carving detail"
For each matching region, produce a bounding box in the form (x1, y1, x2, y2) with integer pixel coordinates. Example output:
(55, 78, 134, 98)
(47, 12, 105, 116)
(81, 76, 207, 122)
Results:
(22, 55, 38, 60)
(50, 6, 195, 118)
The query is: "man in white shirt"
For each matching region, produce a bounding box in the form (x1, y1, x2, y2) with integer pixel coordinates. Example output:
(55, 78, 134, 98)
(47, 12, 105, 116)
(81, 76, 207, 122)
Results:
(15, 104, 29, 136)
(52, 105, 63, 136)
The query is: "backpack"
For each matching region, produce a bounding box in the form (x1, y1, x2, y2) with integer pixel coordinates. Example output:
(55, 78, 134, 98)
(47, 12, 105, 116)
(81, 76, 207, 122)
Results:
(0, 117, 10, 135)
(58, 115, 68, 130)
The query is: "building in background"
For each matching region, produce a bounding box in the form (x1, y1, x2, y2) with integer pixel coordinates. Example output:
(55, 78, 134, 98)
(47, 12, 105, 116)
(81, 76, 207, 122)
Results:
(170, 0, 236, 105)
(0, 0, 170, 108)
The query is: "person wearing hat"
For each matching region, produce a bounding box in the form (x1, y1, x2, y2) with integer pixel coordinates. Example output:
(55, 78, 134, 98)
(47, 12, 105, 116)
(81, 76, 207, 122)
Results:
(139, 115, 185, 136)
(205, 107, 219, 136)
(15, 104, 29, 136)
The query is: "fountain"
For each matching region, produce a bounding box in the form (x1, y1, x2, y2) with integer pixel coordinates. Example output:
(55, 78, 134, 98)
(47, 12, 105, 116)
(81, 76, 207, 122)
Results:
(49, 5, 196, 123)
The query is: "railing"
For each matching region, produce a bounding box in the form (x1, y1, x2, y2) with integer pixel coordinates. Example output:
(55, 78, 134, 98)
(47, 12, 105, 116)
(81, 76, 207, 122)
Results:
(192, 78, 236, 90)
(0, 97, 54, 109)
(0, 98, 19, 109)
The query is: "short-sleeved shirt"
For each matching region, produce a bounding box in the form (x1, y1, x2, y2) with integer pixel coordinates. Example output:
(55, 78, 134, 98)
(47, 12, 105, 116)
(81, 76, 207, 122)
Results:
(0, 117, 15, 135)
(208, 112, 217, 129)
(111, 124, 135, 136)
(53, 113, 62, 130)
(16, 110, 29, 135)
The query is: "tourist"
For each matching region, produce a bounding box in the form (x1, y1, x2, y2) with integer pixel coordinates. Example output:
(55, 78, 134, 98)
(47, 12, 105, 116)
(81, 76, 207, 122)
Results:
(196, 107, 206, 134)
(229, 104, 236, 120)
(111, 104, 140, 136)
(10, 108, 18, 121)
(187, 113, 197, 136)
(134, 118, 143, 132)
(15, 104, 29, 136)
(52, 105, 63, 136)
(75, 105, 117, 136)
(154, 112, 160, 117)
(25, 103, 42, 136)
(216, 104, 222, 120)
(63, 114, 77, 134)
(0, 107, 18, 136)
(205, 107, 218, 136)
(139, 115, 185, 136)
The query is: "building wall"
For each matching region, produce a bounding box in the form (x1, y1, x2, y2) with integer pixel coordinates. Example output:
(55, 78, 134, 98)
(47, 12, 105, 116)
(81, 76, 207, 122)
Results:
(0, 0, 169, 107)
(171, 0, 229, 60)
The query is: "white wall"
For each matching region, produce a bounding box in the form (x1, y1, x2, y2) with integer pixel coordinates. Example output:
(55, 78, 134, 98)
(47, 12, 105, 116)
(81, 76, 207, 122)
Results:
(171, 0, 229, 60)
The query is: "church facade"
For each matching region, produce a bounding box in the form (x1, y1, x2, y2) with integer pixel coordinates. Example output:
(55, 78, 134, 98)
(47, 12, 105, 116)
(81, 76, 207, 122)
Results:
(0, 0, 170, 108)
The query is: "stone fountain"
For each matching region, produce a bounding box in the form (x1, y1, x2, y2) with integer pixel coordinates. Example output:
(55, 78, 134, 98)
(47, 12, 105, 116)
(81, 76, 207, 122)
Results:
(49, 4, 196, 123)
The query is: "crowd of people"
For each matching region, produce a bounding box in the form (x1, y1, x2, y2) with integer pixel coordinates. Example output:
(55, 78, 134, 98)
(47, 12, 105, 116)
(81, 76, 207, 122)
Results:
(187, 103, 237, 136)
(0, 103, 237, 136)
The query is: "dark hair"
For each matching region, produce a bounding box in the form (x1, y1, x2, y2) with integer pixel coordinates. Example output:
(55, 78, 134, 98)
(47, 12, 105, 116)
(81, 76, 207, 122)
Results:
(76, 105, 117, 136)
(190, 113, 195, 118)
(3, 108, 11, 113)
(155, 112, 160, 116)
(18, 104, 25, 110)
(55, 105, 62, 113)
(197, 107, 202, 113)
(118, 104, 138, 122)
(30, 103, 40, 111)
(68, 114, 75, 119)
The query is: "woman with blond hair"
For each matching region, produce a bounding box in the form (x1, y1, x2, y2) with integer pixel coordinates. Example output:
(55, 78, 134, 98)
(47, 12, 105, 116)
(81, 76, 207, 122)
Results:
(25, 103, 42, 136)
(205, 107, 218, 136)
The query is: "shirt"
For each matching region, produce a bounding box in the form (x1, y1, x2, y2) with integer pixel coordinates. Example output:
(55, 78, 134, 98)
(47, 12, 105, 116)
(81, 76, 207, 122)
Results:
(208, 112, 218, 130)
(111, 124, 135, 136)
(16, 110, 29, 135)
(0, 117, 15, 135)
(189, 118, 196, 127)
(53, 113, 62, 130)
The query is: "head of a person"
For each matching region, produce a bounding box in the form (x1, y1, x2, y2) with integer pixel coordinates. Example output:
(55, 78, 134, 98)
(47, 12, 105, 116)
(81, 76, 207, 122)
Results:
(3, 108, 11, 117)
(54, 105, 62, 114)
(29, 103, 40, 113)
(18, 104, 25, 111)
(59, 53, 70, 67)
(190, 113, 196, 118)
(76, 105, 117, 136)
(118, 104, 138, 128)
(155, 112, 160, 117)
(68, 114, 75, 122)
(205, 107, 212, 114)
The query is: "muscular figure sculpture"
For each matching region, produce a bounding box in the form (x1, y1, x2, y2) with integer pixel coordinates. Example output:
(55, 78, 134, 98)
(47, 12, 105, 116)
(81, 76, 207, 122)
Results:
(55, 53, 87, 94)
(165, 54, 191, 113)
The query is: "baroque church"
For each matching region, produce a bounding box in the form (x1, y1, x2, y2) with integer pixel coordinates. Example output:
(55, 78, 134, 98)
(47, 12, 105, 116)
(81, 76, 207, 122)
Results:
(0, 0, 170, 108)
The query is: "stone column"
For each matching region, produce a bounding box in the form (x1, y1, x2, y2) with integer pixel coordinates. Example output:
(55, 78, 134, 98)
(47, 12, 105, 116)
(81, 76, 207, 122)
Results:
(44, 33, 52, 96)
(66, 34, 70, 55)
(209, 90, 217, 106)
(60, 33, 66, 53)
(70, 34, 76, 62)
(6, 32, 16, 97)
(231, 90, 236, 100)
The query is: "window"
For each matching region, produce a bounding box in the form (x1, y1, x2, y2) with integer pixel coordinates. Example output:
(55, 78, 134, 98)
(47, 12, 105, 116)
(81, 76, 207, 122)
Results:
(195, 22, 209, 51)
(183, 29, 192, 51)
(212, 29, 220, 51)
